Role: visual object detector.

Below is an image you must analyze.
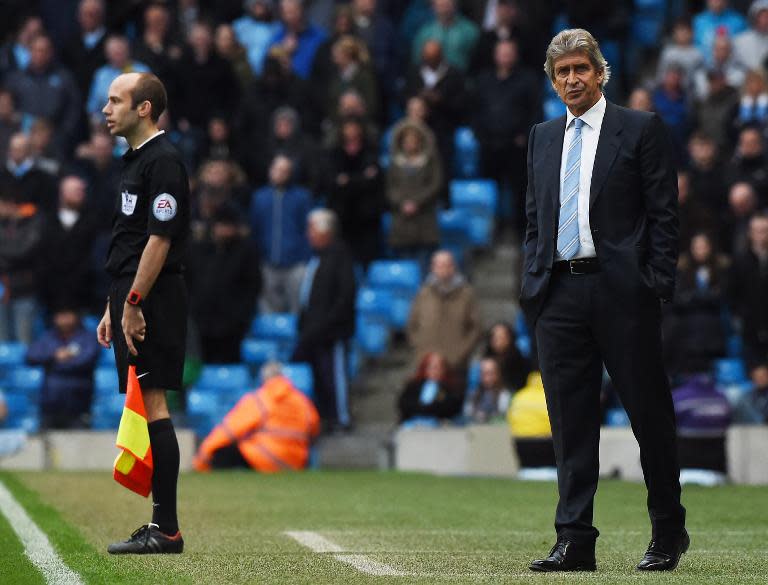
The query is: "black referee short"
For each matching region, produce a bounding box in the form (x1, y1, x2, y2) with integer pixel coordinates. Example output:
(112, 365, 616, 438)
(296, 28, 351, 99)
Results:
(109, 273, 188, 394)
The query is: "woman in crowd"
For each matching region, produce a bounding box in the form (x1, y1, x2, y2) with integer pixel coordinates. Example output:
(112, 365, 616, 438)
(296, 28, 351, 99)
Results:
(465, 357, 512, 423)
(482, 322, 531, 392)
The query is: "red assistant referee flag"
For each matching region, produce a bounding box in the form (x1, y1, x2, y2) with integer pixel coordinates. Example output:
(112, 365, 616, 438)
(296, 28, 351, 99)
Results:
(113, 365, 153, 497)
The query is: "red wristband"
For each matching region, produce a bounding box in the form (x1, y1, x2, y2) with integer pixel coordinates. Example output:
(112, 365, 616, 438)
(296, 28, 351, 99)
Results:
(126, 290, 143, 307)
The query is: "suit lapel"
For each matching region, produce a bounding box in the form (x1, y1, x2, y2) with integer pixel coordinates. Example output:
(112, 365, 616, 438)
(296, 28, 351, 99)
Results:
(546, 117, 566, 214)
(589, 101, 622, 209)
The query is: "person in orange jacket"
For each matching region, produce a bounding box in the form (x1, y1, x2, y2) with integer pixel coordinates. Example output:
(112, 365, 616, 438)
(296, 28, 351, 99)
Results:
(193, 363, 320, 472)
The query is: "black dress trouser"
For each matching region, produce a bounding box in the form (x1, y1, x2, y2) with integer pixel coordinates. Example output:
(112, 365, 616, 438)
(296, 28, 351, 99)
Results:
(535, 269, 686, 544)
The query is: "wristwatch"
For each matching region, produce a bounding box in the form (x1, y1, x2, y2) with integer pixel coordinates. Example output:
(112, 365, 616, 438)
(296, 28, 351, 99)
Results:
(126, 290, 143, 308)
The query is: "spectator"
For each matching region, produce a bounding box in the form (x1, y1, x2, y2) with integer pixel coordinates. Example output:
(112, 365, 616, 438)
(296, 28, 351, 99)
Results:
(693, 0, 747, 56)
(735, 70, 768, 132)
(657, 18, 705, 94)
(188, 203, 261, 363)
(26, 305, 99, 429)
(200, 115, 242, 166)
(672, 374, 731, 484)
(0, 14, 44, 73)
(132, 2, 183, 99)
(652, 63, 692, 163)
(507, 371, 555, 471)
(74, 132, 120, 228)
(0, 132, 58, 213)
(28, 118, 62, 176)
(39, 175, 100, 313)
(678, 170, 717, 253)
(693, 35, 748, 100)
(0, 91, 21, 164)
(86, 35, 150, 120)
(687, 132, 729, 216)
(471, 39, 540, 233)
(407, 250, 482, 374)
(730, 213, 768, 375)
(4, 34, 82, 153)
(0, 190, 43, 344)
(250, 155, 312, 314)
(292, 209, 356, 432)
(471, 0, 537, 72)
(412, 0, 480, 72)
(694, 68, 739, 151)
(214, 24, 254, 92)
(404, 40, 467, 196)
(193, 362, 320, 471)
(724, 181, 760, 255)
(192, 159, 250, 229)
(61, 0, 108, 98)
(385, 119, 442, 267)
(321, 89, 379, 148)
(663, 232, 730, 378)
(733, 0, 768, 71)
(482, 321, 530, 392)
(267, 0, 328, 80)
(176, 21, 240, 133)
(352, 0, 397, 112)
(232, 0, 279, 76)
(398, 351, 463, 423)
(324, 36, 379, 123)
(725, 125, 768, 198)
(326, 117, 383, 268)
(310, 5, 357, 95)
(627, 87, 654, 112)
(465, 357, 512, 423)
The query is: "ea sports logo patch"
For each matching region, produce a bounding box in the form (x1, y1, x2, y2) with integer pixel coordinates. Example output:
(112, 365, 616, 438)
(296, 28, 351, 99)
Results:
(152, 193, 177, 221)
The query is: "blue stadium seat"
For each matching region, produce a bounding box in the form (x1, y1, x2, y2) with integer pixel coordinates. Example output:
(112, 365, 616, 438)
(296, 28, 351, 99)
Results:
(726, 334, 743, 358)
(8, 366, 44, 396)
(91, 394, 125, 430)
(98, 346, 116, 366)
(379, 126, 394, 169)
(714, 358, 748, 385)
(241, 338, 281, 366)
(516, 335, 532, 359)
(196, 365, 252, 392)
(94, 367, 120, 395)
(467, 215, 493, 247)
(400, 416, 440, 429)
(438, 209, 472, 247)
(467, 360, 482, 394)
(367, 260, 421, 293)
(389, 295, 413, 330)
(251, 314, 297, 349)
(454, 126, 479, 178)
(0, 342, 27, 369)
(450, 180, 498, 215)
(355, 317, 389, 357)
(356, 287, 394, 322)
(282, 363, 314, 399)
(186, 389, 230, 438)
(605, 407, 630, 427)
(82, 314, 100, 331)
(2, 392, 39, 433)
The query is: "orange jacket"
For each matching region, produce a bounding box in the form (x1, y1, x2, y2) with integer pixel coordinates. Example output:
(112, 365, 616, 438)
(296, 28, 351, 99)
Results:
(194, 375, 320, 472)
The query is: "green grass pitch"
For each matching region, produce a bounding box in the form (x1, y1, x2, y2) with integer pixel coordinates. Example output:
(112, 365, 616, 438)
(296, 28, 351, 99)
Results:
(1, 470, 766, 584)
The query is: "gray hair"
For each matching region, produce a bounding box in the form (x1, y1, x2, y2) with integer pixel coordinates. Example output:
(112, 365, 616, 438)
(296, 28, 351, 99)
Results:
(308, 208, 337, 234)
(544, 29, 611, 89)
(260, 361, 283, 381)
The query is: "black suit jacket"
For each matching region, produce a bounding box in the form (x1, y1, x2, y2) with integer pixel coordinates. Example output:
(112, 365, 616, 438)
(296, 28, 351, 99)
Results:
(520, 100, 679, 325)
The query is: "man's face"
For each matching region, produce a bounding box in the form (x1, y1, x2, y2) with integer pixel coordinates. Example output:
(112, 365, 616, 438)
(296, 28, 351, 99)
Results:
(189, 24, 212, 54)
(552, 52, 603, 116)
(281, 0, 303, 28)
(739, 130, 763, 158)
(79, 0, 103, 32)
(29, 37, 53, 71)
(749, 217, 768, 249)
(54, 311, 79, 336)
(270, 157, 292, 186)
(102, 74, 140, 138)
(422, 41, 442, 69)
(8, 134, 30, 165)
(494, 41, 517, 70)
(480, 360, 501, 388)
(106, 38, 129, 68)
(354, 0, 375, 16)
(432, 0, 454, 21)
(712, 37, 731, 63)
(59, 177, 86, 209)
(431, 252, 455, 282)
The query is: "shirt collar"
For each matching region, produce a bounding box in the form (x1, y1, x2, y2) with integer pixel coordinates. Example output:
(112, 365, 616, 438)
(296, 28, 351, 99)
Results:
(134, 130, 165, 150)
(566, 93, 606, 130)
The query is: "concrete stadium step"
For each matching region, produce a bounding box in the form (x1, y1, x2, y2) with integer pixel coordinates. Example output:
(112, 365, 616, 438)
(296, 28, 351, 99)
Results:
(316, 422, 394, 469)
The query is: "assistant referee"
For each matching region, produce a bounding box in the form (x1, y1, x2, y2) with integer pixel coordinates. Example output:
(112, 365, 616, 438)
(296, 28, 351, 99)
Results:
(96, 72, 189, 554)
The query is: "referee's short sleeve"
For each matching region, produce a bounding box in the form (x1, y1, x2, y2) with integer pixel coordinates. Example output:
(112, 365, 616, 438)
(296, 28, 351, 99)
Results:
(145, 155, 188, 237)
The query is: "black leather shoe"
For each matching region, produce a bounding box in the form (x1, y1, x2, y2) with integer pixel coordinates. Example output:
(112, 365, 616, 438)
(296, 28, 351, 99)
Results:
(530, 539, 597, 572)
(636, 529, 689, 571)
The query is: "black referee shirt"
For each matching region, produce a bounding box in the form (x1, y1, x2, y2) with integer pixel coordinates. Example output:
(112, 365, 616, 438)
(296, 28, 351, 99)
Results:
(105, 132, 190, 277)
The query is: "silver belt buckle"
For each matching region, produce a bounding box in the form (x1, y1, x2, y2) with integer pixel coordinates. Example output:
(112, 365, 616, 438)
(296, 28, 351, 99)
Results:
(569, 260, 586, 275)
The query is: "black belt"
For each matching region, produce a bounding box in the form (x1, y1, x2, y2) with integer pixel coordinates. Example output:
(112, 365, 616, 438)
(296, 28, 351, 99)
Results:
(552, 257, 600, 275)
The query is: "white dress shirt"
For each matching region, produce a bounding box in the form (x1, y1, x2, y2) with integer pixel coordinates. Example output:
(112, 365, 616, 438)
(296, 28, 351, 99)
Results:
(556, 94, 606, 260)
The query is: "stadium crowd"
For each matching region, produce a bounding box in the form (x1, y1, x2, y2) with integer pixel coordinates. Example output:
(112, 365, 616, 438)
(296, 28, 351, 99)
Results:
(0, 0, 767, 445)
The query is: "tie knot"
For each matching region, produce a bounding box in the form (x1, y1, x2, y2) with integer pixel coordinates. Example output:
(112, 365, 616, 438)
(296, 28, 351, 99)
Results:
(573, 118, 584, 130)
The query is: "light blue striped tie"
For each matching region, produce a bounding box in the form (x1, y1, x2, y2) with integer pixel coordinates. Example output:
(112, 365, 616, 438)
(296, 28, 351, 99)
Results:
(557, 118, 583, 260)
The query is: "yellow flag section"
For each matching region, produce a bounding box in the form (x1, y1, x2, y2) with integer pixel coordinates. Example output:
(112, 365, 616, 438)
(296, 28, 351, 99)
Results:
(113, 365, 153, 496)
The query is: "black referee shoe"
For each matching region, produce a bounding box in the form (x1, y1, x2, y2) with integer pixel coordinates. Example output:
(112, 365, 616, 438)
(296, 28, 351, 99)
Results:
(107, 523, 184, 554)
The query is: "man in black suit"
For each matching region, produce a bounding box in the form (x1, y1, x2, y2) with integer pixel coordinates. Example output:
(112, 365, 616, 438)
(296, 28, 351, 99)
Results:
(520, 29, 688, 573)
(292, 208, 356, 432)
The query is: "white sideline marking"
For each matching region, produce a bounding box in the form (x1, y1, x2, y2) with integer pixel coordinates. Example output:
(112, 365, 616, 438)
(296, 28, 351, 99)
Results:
(0, 480, 84, 585)
(285, 530, 408, 576)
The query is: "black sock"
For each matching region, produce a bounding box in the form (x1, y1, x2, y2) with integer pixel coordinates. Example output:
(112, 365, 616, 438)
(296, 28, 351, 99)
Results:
(148, 418, 180, 535)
